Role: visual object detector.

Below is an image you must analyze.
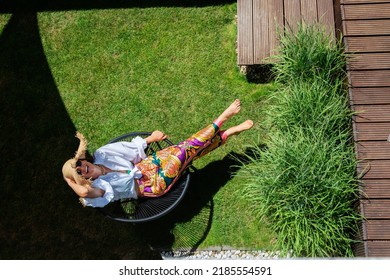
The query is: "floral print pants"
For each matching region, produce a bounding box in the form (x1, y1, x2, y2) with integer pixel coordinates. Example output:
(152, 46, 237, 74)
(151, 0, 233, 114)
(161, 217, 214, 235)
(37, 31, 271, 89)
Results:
(136, 123, 223, 197)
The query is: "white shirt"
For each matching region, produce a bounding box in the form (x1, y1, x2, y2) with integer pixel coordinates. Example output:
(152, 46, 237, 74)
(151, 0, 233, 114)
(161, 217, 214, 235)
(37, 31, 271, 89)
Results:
(80, 136, 147, 207)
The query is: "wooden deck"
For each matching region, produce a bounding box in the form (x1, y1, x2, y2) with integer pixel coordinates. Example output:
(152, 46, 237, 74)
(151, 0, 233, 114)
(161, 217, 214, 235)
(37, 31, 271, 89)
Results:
(237, 0, 336, 65)
(341, 0, 390, 257)
(237, 0, 390, 257)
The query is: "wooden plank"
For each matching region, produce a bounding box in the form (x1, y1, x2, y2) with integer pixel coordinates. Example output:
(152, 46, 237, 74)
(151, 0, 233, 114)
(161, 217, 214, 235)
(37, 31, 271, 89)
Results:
(349, 70, 390, 87)
(350, 87, 390, 105)
(300, 0, 317, 25)
(360, 180, 390, 199)
(354, 122, 390, 141)
(342, 3, 390, 20)
(348, 53, 390, 70)
(357, 160, 390, 180)
(361, 199, 390, 219)
(343, 19, 390, 36)
(353, 104, 390, 122)
(366, 241, 390, 257)
(253, 0, 270, 64)
(252, 0, 284, 64)
(341, 0, 390, 4)
(284, 0, 301, 32)
(317, 0, 335, 38)
(357, 141, 390, 160)
(365, 220, 390, 240)
(268, 0, 284, 58)
(237, 0, 254, 65)
(344, 36, 390, 53)
(355, 240, 390, 257)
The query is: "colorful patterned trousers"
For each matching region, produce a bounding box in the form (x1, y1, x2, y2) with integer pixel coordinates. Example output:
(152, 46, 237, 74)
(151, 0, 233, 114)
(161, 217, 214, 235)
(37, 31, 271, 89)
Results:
(136, 123, 223, 197)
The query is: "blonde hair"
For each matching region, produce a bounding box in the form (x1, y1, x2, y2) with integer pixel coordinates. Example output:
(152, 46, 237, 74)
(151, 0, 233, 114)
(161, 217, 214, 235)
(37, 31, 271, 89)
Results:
(62, 132, 92, 188)
(74, 131, 88, 160)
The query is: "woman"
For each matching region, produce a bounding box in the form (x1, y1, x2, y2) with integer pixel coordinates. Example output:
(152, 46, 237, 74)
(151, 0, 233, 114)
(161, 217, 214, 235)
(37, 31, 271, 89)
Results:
(62, 99, 253, 207)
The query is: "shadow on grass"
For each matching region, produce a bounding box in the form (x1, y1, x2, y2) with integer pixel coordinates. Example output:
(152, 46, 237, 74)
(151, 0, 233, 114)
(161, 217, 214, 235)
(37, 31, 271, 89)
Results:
(134, 146, 262, 255)
(243, 64, 275, 84)
(0, 12, 160, 260)
(0, 0, 236, 13)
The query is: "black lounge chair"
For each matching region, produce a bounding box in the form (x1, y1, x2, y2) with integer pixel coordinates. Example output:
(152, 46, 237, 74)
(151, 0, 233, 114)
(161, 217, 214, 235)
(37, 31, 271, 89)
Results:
(98, 132, 190, 223)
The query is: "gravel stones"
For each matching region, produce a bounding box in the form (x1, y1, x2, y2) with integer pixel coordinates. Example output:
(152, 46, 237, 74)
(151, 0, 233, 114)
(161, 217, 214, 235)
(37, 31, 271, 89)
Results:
(160, 249, 281, 260)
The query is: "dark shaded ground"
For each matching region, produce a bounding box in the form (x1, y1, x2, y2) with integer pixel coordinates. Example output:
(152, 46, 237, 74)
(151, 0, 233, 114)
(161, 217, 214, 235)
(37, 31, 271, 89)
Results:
(0, 0, 236, 12)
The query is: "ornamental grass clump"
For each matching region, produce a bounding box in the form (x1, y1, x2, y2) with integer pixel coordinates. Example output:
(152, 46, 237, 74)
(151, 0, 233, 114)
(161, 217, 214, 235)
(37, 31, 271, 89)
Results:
(240, 24, 361, 257)
(272, 23, 347, 85)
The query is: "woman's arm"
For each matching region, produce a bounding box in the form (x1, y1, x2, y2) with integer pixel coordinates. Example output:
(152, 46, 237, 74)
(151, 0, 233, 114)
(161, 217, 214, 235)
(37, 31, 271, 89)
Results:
(64, 178, 105, 198)
(144, 130, 168, 144)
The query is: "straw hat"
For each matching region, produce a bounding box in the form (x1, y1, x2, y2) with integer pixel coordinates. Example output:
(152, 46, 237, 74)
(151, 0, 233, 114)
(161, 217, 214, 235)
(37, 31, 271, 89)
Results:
(62, 132, 92, 188)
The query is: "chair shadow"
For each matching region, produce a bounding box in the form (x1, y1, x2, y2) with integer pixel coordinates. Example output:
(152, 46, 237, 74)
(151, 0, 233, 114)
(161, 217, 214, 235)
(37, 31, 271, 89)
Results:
(134, 145, 264, 255)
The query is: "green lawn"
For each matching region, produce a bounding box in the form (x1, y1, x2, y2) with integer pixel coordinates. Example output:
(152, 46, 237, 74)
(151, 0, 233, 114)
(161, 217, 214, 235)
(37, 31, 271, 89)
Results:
(0, 2, 274, 259)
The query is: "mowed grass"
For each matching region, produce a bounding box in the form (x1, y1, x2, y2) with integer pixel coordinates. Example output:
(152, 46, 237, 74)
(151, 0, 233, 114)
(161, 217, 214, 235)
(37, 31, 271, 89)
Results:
(39, 7, 267, 150)
(0, 4, 274, 259)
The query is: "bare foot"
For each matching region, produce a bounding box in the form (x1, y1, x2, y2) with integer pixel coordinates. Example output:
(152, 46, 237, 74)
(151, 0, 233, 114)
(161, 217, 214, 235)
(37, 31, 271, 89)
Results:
(217, 99, 241, 123)
(223, 120, 254, 139)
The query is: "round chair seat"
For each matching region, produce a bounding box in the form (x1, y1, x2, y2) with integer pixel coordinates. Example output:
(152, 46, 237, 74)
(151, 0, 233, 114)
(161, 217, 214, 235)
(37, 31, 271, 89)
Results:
(98, 132, 190, 223)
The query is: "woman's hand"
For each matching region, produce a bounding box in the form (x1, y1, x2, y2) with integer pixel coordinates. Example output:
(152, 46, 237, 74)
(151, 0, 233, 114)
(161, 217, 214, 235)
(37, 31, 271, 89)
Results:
(145, 130, 168, 144)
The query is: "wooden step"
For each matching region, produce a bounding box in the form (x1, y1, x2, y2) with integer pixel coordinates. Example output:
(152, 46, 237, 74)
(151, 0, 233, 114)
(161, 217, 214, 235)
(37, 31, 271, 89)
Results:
(364, 220, 390, 240)
(360, 180, 390, 199)
(349, 70, 390, 88)
(361, 199, 390, 219)
(357, 141, 390, 160)
(354, 122, 390, 141)
(348, 53, 390, 70)
(350, 87, 390, 105)
(366, 241, 390, 257)
(342, 3, 390, 20)
(352, 104, 390, 122)
(341, 0, 390, 3)
(343, 19, 390, 36)
(345, 36, 390, 53)
(357, 160, 390, 180)
(355, 241, 390, 257)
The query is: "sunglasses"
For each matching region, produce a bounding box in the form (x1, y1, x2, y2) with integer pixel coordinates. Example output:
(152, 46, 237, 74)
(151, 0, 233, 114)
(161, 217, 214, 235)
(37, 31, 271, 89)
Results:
(76, 160, 82, 175)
